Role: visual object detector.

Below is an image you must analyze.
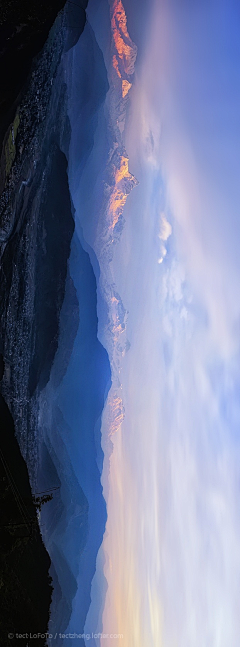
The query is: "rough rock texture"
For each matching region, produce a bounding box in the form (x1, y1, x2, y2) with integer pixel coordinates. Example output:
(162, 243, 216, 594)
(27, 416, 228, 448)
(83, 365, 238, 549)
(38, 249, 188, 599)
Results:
(0, 0, 67, 151)
(0, 393, 52, 646)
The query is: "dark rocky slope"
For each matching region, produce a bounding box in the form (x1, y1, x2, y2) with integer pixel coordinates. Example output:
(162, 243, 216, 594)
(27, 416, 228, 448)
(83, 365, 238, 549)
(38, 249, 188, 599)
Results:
(0, 2, 88, 642)
(0, 0, 67, 151)
(0, 392, 52, 647)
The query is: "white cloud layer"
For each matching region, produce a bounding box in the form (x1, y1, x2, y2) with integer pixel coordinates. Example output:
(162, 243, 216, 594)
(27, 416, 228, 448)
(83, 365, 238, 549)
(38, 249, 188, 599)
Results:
(97, 0, 240, 645)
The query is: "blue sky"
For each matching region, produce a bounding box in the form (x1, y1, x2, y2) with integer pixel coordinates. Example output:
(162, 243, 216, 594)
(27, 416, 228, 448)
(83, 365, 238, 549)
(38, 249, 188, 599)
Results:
(63, 0, 240, 644)
(89, 0, 240, 645)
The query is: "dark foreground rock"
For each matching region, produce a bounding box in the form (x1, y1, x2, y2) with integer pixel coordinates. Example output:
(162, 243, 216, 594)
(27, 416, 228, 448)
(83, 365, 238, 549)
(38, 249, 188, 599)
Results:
(0, 0, 67, 151)
(0, 1, 89, 641)
(0, 393, 52, 647)
(0, 12, 74, 475)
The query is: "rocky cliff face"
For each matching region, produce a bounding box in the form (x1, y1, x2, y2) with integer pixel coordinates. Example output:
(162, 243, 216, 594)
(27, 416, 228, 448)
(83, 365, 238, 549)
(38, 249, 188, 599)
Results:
(0, 0, 68, 150)
(0, 4, 89, 643)
(0, 13, 72, 476)
(0, 394, 52, 647)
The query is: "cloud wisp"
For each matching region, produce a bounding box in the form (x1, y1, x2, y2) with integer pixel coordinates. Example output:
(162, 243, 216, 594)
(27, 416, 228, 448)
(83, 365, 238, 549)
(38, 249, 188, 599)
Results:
(95, 1, 240, 646)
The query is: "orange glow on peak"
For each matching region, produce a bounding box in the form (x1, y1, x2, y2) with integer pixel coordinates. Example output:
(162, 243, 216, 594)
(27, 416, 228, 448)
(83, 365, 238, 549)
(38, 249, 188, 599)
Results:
(122, 79, 132, 98)
(115, 155, 129, 183)
(107, 154, 137, 231)
(111, 0, 137, 76)
(113, 54, 121, 78)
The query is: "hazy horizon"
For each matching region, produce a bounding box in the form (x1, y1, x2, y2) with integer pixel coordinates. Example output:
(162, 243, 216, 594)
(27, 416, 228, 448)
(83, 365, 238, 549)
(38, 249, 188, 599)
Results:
(49, 0, 240, 644)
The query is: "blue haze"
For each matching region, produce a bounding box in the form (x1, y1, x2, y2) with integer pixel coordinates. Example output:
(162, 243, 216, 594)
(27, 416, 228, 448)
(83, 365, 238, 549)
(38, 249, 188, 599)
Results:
(36, 12, 112, 645)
